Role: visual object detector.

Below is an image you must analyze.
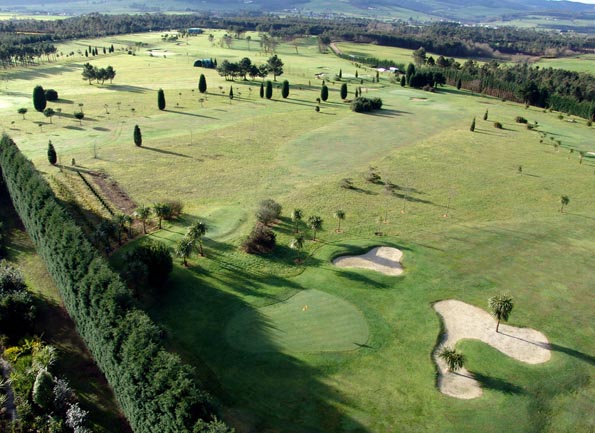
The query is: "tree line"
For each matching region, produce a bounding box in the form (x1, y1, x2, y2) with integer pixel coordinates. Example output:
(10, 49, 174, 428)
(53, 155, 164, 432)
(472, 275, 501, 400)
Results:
(0, 135, 232, 433)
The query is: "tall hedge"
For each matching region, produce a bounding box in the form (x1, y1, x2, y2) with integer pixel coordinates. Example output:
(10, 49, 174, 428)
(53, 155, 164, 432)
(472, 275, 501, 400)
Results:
(0, 135, 228, 433)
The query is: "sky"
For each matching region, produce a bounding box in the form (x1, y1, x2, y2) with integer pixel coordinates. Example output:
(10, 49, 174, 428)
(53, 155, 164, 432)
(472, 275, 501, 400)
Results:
(565, 0, 595, 3)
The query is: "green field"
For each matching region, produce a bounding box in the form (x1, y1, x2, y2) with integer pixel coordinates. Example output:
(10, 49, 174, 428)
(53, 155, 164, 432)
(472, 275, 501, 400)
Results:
(1, 30, 594, 433)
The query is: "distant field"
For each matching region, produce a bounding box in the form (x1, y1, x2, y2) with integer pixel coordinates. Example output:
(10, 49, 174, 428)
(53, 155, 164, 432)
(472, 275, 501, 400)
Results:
(1, 29, 594, 433)
(532, 53, 595, 73)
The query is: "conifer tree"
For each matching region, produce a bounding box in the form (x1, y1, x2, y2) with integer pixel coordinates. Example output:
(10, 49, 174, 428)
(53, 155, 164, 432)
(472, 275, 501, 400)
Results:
(47, 140, 57, 165)
(265, 80, 273, 99)
(33, 85, 47, 112)
(198, 74, 207, 93)
(281, 80, 290, 98)
(157, 88, 166, 110)
(134, 125, 142, 147)
(340, 83, 348, 100)
(470, 117, 476, 132)
(260, 82, 264, 98)
(321, 84, 329, 102)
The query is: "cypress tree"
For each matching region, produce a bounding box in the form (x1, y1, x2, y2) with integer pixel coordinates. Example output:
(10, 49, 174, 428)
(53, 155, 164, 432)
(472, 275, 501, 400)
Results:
(47, 140, 57, 165)
(265, 80, 273, 99)
(281, 80, 290, 99)
(321, 84, 329, 102)
(340, 83, 348, 100)
(456, 78, 462, 90)
(198, 74, 207, 93)
(259, 82, 264, 98)
(406, 63, 415, 85)
(157, 88, 166, 110)
(134, 125, 142, 147)
(470, 117, 476, 132)
(355, 88, 359, 98)
(400, 75, 406, 87)
(229, 86, 234, 100)
(32, 85, 47, 112)
(355, 70, 358, 78)
(338, 69, 342, 79)
(483, 109, 488, 121)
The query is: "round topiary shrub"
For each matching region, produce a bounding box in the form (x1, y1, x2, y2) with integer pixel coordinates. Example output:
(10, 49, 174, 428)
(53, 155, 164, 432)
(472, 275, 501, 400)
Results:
(494, 122, 503, 129)
(45, 89, 59, 101)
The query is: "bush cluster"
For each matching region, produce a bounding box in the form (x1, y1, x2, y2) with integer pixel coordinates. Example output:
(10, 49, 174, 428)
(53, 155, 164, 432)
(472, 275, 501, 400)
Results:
(0, 135, 230, 433)
(350, 97, 383, 113)
(255, 199, 282, 225)
(243, 223, 276, 254)
(0, 261, 36, 341)
(515, 116, 528, 124)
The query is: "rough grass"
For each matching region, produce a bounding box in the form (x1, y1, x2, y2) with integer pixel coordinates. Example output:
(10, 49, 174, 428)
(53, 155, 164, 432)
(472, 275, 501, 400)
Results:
(1, 30, 594, 433)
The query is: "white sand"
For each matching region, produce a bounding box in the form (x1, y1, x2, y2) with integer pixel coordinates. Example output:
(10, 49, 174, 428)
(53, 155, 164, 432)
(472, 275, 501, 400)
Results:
(433, 300, 551, 399)
(333, 246, 403, 276)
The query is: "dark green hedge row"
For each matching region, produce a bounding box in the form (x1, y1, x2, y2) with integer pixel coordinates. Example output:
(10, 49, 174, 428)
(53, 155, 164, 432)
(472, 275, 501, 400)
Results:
(0, 135, 227, 433)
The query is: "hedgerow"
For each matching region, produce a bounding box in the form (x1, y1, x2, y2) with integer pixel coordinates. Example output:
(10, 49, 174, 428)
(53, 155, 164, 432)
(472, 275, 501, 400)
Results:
(0, 135, 231, 433)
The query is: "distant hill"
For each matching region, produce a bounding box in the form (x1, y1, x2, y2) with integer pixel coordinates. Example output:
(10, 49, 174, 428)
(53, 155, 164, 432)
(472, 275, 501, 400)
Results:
(0, 0, 593, 24)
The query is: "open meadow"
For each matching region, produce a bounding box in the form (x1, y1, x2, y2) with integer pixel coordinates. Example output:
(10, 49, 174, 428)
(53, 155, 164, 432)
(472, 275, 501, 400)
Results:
(1, 30, 594, 433)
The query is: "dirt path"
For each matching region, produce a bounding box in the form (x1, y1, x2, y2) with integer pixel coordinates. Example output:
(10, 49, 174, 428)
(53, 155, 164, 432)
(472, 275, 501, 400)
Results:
(333, 246, 403, 276)
(433, 300, 551, 399)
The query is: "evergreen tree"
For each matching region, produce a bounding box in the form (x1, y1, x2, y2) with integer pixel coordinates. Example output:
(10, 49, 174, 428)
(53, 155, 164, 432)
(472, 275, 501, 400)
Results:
(32, 85, 47, 112)
(483, 109, 488, 121)
(340, 83, 348, 100)
(229, 86, 234, 100)
(47, 140, 57, 165)
(198, 74, 207, 93)
(456, 78, 462, 90)
(321, 84, 329, 102)
(338, 69, 342, 79)
(470, 117, 476, 132)
(157, 88, 166, 110)
(265, 80, 273, 99)
(134, 125, 142, 147)
(406, 63, 415, 85)
(260, 82, 264, 98)
(281, 80, 290, 98)
(400, 75, 406, 87)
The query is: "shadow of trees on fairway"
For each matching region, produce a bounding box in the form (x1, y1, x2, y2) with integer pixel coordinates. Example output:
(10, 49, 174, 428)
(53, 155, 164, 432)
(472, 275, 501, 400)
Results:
(549, 343, 595, 366)
(469, 371, 526, 395)
(140, 146, 193, 158)
(150, 260, 371, 433)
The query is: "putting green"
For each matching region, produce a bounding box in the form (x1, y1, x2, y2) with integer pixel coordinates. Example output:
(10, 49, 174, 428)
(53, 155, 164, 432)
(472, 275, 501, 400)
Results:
(225, 289, 369, 353)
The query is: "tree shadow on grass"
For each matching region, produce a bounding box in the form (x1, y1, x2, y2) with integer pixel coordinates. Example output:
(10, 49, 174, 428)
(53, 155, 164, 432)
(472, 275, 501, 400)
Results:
(140, 146, 193, 158)
(549, 343, 595, 366)
(469, 371, 526, 395)
(166, 109, 217, 119)
(102, 84, 150, 93)
(151, 266, 371, 433)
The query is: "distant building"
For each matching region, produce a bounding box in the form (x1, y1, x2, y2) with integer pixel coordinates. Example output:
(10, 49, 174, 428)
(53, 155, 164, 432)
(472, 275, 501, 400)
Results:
(188, 28, 203, 35)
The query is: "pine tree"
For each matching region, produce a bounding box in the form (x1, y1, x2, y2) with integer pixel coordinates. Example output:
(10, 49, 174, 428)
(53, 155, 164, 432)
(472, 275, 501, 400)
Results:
(32, 85, 47, 112)
(198, 74, 207, 93)
(157, 88, 166, 110)
(321, 84, 329, 102)
(134, 125, 142, 147)
(47, 140, 57, 165)
(265, 80, 273, 99)
(281, 80, 290, 98)
(340, 83, 348, 100)
(229, 86, 234, 100)
(470, 117, 476, 132)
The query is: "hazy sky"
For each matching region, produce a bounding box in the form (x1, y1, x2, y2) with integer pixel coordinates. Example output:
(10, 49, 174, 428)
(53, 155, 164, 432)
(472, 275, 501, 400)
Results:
(566, 0, 595, 3)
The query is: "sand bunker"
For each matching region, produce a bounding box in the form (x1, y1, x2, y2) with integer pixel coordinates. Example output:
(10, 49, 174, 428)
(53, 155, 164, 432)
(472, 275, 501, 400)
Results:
(433, 300, 551, 399)
(333, 246, 403, 276)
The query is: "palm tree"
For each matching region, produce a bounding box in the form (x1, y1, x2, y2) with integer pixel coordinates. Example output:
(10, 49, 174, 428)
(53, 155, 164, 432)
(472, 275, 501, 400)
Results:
(488, 294, 514, 333)
(134, 205, 151, 234)
(175, 236, 194, 267)
(187, 220, 207, 256)
(112, 213, 128, 245)
(334, 209, 345, 232)
(560, 195, 570, 213)
(291, 208, 303, 233)
(307, 215, 323, 241)
(153, 203, 168, 229)
(289, 235, 304, 263)
(439, 346, 465, 372)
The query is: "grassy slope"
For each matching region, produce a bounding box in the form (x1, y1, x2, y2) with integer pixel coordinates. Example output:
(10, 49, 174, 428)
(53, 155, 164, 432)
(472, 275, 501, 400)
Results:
(1, 31, 594, 433)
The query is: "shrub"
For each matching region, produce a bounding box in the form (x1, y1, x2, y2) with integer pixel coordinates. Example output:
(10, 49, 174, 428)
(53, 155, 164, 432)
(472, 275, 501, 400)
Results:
(350, 97, 382, 113)
(45, 89, 59, 101)
(243, 223, 276, 254)
(0, 260, 27, 293)
(128, 241, 173, 288)
(163, 199, 184, 219)
(340, 178, 354, 189)
(33, 369, 55, 410)
(515, 116, 528, 124)
(364, 167, 381, 184)
(494, 121, 503, 129)
(256, 199, 282, 225)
